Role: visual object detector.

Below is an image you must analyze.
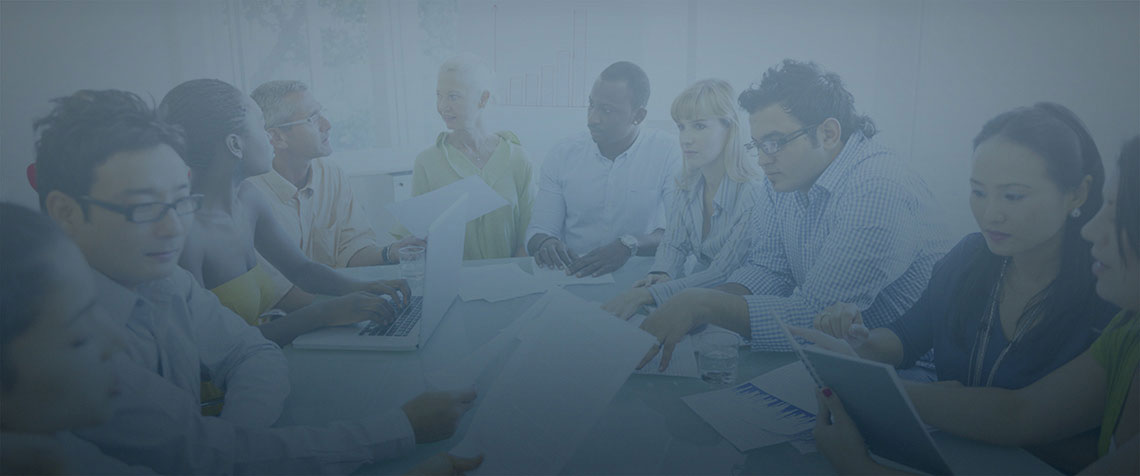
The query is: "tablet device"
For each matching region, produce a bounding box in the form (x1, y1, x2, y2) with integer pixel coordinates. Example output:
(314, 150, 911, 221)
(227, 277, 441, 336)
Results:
(803, 346, 954, 475)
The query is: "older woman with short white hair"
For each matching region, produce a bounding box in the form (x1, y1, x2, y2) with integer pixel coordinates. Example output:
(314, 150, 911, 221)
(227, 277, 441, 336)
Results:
(405, 54, 535, 259)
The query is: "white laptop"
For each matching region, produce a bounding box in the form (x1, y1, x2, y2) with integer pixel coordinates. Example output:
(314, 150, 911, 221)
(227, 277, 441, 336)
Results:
(292, 195, 466, 351)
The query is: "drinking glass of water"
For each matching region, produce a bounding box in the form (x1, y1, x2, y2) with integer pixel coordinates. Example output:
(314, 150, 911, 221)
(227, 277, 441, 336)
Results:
(398, 245, 426, 287)
(698, 329, 741, 385)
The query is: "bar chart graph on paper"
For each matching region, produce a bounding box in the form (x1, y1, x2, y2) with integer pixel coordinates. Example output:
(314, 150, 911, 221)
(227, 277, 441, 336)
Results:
(494, 6, 590, 108)
(731, 382, 816, 436)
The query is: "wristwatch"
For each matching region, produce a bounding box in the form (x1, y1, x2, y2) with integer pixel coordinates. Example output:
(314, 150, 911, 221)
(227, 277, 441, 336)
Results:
(618, 234, 638, 256)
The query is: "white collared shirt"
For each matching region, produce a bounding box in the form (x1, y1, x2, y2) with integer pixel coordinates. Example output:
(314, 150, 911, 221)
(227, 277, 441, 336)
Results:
(526, 128, 682, 254)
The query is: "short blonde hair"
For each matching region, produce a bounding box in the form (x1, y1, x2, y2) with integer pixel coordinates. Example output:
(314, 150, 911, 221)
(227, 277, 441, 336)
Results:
(670, 79, 757, 190)
(438, 53, 495, 103)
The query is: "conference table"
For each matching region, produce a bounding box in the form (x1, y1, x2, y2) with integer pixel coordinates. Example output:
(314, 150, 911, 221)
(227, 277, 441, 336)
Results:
(277, 257, 1059, 475)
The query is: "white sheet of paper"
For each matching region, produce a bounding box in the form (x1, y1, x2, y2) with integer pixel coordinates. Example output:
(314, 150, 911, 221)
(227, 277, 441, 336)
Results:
(450, 289, 656, 475)
(683, 372, 818, 451)
(425, 292, 555, 389)
(386, 176, 508, 237)
(458, 263, 551, 302)
(750, 361, 819, 412)
(531, 264, 616, 286)
(627, 315, 700, 378)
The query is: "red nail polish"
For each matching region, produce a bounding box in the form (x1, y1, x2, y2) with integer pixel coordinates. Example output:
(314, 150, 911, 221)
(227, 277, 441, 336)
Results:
(822, 388, 833, 397)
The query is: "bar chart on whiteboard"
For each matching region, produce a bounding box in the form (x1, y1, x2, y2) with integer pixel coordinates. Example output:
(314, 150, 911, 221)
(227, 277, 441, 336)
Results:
(492, 5, 591, 108)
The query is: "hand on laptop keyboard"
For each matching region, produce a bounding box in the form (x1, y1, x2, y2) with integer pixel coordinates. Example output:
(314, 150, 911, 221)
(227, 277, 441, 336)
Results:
(319, 292, 398, 328)
(357, 279, 412, 307)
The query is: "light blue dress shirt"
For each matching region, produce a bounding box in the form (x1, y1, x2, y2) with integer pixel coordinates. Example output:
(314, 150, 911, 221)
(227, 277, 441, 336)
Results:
(647, 176, 765, 305)
(729, 132, 952, 351)
(90, 268, 290, 427)
(75, 356, 415, 474)
(526, 128, 682, 254)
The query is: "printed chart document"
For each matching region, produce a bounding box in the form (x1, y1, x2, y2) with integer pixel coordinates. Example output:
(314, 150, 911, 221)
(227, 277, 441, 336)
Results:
(386, 176, 508, 237)
(683, 364, 818, 451)
(628, 315, 700, 378)
(451, 289, 656, 475)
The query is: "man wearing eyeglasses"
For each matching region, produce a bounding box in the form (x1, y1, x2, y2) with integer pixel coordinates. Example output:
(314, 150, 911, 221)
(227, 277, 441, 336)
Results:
(35, 89, 290, 428)
(34, 89, 479, 474)
(248, 80, 423, 311)
(637, 60, 951, 372)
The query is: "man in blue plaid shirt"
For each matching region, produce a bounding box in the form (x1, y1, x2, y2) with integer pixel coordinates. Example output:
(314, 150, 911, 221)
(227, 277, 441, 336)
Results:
(637, 60, 951, 371)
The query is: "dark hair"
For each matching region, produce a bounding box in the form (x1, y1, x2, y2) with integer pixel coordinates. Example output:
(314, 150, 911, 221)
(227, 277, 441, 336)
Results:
(33, 90, 186, 211)
(158, 79, 249, 170)
(1116, 136, 1139, 265)
(0, 203, 71, 392)
(737, 59, 877, 143)
(598, 61, 650, 110)
(949, 103, 1106, 363)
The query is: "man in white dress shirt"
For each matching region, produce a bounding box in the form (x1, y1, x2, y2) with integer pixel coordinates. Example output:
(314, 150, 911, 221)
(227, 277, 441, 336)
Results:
(526, 61, 682, 277)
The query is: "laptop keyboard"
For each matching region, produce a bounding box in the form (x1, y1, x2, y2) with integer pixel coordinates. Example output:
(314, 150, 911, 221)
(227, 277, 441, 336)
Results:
(358, 296, 423, 337)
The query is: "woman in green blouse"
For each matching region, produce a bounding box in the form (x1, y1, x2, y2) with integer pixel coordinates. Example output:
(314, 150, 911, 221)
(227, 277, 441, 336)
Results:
(407, 54, 535, 260)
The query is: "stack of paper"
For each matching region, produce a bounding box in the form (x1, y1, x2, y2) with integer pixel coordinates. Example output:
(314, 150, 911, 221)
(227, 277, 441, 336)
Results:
(458, 263, 550, 302)
(531, 265, 616, 286)
(682, 362, 819, 451)
(450, 289, 657, 475)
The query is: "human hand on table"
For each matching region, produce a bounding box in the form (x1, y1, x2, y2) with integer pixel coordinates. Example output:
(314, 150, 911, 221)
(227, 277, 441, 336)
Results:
(602, 287, 654, 320)
(406, 453, 484, 475)
(787, 326, 859, 359)
(534, 237, 577, 270)
(632, 273, 671, 288)
(401, 389, 477, 443)
(813, 302, 869, 346)
(566, 240, 631, 278)
(635, 288, 716, 372)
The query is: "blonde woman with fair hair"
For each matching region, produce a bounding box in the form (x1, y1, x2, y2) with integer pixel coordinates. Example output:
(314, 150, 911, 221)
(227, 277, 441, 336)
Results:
(604, 79, 764, 319)
(403, 53, 535, 259)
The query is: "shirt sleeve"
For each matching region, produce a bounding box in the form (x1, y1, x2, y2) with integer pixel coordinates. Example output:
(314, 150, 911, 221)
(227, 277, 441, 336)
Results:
(649, 201, 756, 305)
(647, 144, 682, 233)
(647, 191, 692, 285)
(744, 178, 928, 351)
(515, 153, 536, 252)
(525, 146, 567, 246)
(184, 274, 291, 427)
(77, 357, 415, 475)
(330, 166, 379, 268)
(728, 186, 794, 297)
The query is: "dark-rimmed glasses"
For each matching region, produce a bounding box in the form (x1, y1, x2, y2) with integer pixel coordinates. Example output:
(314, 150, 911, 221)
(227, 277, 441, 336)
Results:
(746, 122, 821, 156)
(78, 194, 203, 223)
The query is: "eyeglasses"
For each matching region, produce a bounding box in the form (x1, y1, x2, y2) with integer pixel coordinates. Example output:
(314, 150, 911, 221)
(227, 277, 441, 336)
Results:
(269, 108, 325, 129)
(746, 123, 821, 156)
(78, 194, 203, 223)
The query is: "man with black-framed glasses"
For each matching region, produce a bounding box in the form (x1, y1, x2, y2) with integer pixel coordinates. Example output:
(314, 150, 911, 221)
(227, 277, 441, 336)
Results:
(32, 89, 475, 474)
(637, 60, 951, 374)
(249, 80, 424, 312)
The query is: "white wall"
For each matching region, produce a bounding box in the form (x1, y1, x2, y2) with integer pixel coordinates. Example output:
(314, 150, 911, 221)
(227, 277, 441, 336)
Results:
(3, 0, 1138, 240)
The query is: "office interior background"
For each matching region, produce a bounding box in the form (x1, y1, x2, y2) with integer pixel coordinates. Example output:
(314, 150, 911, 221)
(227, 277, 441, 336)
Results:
(2, 0, 1138, 241)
